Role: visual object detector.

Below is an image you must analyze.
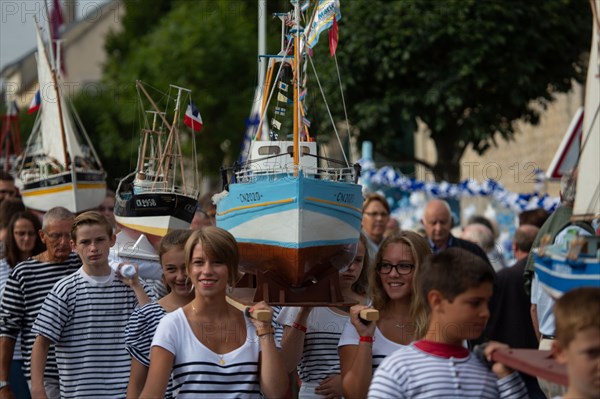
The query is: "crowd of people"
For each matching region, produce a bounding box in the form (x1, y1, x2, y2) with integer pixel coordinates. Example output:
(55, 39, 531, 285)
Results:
(0, 169, 598, 399)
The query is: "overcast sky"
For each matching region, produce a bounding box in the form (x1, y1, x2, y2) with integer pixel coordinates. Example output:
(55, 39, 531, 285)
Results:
(0, 0, 109, 71)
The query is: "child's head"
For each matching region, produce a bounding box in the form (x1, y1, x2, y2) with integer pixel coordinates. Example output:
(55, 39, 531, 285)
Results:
(416, 247, 494, 342)
(159, 229, 194, 264)
(71, 211, 113, 242)
(553, 287, 600, 399)
(159, 229, 194, 295)
(184, 226, 239, 286)
(340, 233, 370, 296)
(369, 230, 431, 310)
(70, 211, 115, 268)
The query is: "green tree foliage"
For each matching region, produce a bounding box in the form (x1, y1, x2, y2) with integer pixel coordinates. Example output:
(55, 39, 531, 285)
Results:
(326, 0, 592, 181)
(76, 0, 281, 185)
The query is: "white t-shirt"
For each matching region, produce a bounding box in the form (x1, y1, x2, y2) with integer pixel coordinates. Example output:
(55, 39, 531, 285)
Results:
(152, 308, 262, 398)
(338, 319, 404, 371)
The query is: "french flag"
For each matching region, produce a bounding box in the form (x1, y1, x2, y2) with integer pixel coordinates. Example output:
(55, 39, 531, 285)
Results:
(8, 101, 19, 118)
(28, 90, 41, 114)
(183, 101, 203, 132)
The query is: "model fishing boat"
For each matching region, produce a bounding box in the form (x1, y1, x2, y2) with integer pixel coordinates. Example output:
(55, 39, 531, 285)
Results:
(534, 0, 600, 297)
(215, 2, 363, 304)
(114, 81, 200, 249)
(16, 22, 106, 213)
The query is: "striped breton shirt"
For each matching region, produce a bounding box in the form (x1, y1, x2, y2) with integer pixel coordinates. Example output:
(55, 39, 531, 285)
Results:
(32, 268, 153, 398)
(368, 341, 528, 399)
(277, 306, 348, 390)
(271, 305, 284, 346)
(152, 307, 262, 398)
(125, 301, 174, 398)
(0, 252, 81, 379)
(0, 259, 23, 361)
(338, 319, 404, 371)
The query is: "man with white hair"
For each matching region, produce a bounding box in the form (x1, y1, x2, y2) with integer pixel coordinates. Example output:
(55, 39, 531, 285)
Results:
(421, 199, 491, 266)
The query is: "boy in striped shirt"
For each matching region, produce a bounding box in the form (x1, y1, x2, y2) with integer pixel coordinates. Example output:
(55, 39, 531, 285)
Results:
(368, 247, 527, 399)
(30, 211, 152, 398)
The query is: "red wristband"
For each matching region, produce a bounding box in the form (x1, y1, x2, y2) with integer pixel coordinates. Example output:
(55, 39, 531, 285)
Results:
(359, 335, 374, 343)
(292, 322, 307, 333)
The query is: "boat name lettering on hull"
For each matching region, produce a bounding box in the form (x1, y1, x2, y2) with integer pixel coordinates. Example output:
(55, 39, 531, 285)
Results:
(238, 192, 262, 203)
(136, 198, 157, 207)
(335, 192, 354, 203)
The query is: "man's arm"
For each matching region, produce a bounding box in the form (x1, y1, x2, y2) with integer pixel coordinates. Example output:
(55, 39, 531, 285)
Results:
(530, 304, 540, 342)
(30, 335, 52, 399)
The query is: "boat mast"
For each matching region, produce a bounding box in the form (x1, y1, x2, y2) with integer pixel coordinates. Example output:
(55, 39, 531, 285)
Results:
(292, 1, 300, 171)
(137, 111, 160, 177)
(167, 85, 190, 194)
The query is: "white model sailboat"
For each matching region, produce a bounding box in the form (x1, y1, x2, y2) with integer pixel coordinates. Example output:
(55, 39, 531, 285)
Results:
(16, 22, 106, 213)
(215, 1, 363, 304)
(534, 0, 600, 296)
(114, 81, 200, 249)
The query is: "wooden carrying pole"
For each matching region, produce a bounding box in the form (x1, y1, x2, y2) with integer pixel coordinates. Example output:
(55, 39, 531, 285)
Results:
(490, 349, 567, 386)
(360, 309, 379, 322)
(226, 295, 272, 322)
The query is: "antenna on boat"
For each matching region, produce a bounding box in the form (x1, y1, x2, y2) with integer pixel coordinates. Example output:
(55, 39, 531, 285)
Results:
(258, 0, 266, 89)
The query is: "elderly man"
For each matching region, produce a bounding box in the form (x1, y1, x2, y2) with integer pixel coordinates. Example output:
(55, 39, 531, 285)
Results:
(421, 199, 490, 264)
(0, 207, 81, 399)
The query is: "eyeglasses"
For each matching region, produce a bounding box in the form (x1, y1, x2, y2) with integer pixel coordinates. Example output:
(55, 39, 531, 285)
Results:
(45, 232, 71, 241)
(376, 262, 414, 275)
(14, 231, 37, 237)
(364, 211, 389, 218)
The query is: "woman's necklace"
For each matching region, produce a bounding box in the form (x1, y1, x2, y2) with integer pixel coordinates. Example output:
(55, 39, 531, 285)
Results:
(217, 354, 226, 366)
(191, 303, 229, 364)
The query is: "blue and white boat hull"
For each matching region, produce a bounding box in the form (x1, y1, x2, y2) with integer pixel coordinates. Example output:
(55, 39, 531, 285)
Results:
(216, 172, 363, 293)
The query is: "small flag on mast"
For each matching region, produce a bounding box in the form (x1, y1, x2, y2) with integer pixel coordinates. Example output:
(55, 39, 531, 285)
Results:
(184, 101, 203, 132)
(329, 14, 339, 57)
(306, 0, 341, 49)
(277, 93, 289, 103)
(28, 90, 41, 114)
(7, 101, 19, 119)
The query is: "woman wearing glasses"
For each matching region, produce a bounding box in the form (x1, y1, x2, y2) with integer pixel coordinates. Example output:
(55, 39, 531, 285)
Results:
(361, 193, 391, 260)
(338, 230, 431, 399)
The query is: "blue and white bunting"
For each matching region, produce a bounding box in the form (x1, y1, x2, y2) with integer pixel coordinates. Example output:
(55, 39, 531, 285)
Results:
(358, 159, 560, 213)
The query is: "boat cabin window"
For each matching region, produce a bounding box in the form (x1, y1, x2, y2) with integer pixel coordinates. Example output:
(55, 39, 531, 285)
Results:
(287, 146, 312, 155)
(258, 146, 281, 155)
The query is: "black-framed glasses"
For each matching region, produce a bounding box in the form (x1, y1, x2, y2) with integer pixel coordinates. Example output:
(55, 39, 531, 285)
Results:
(364, 211, 389, 218)
(376, 262, 414, 275)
